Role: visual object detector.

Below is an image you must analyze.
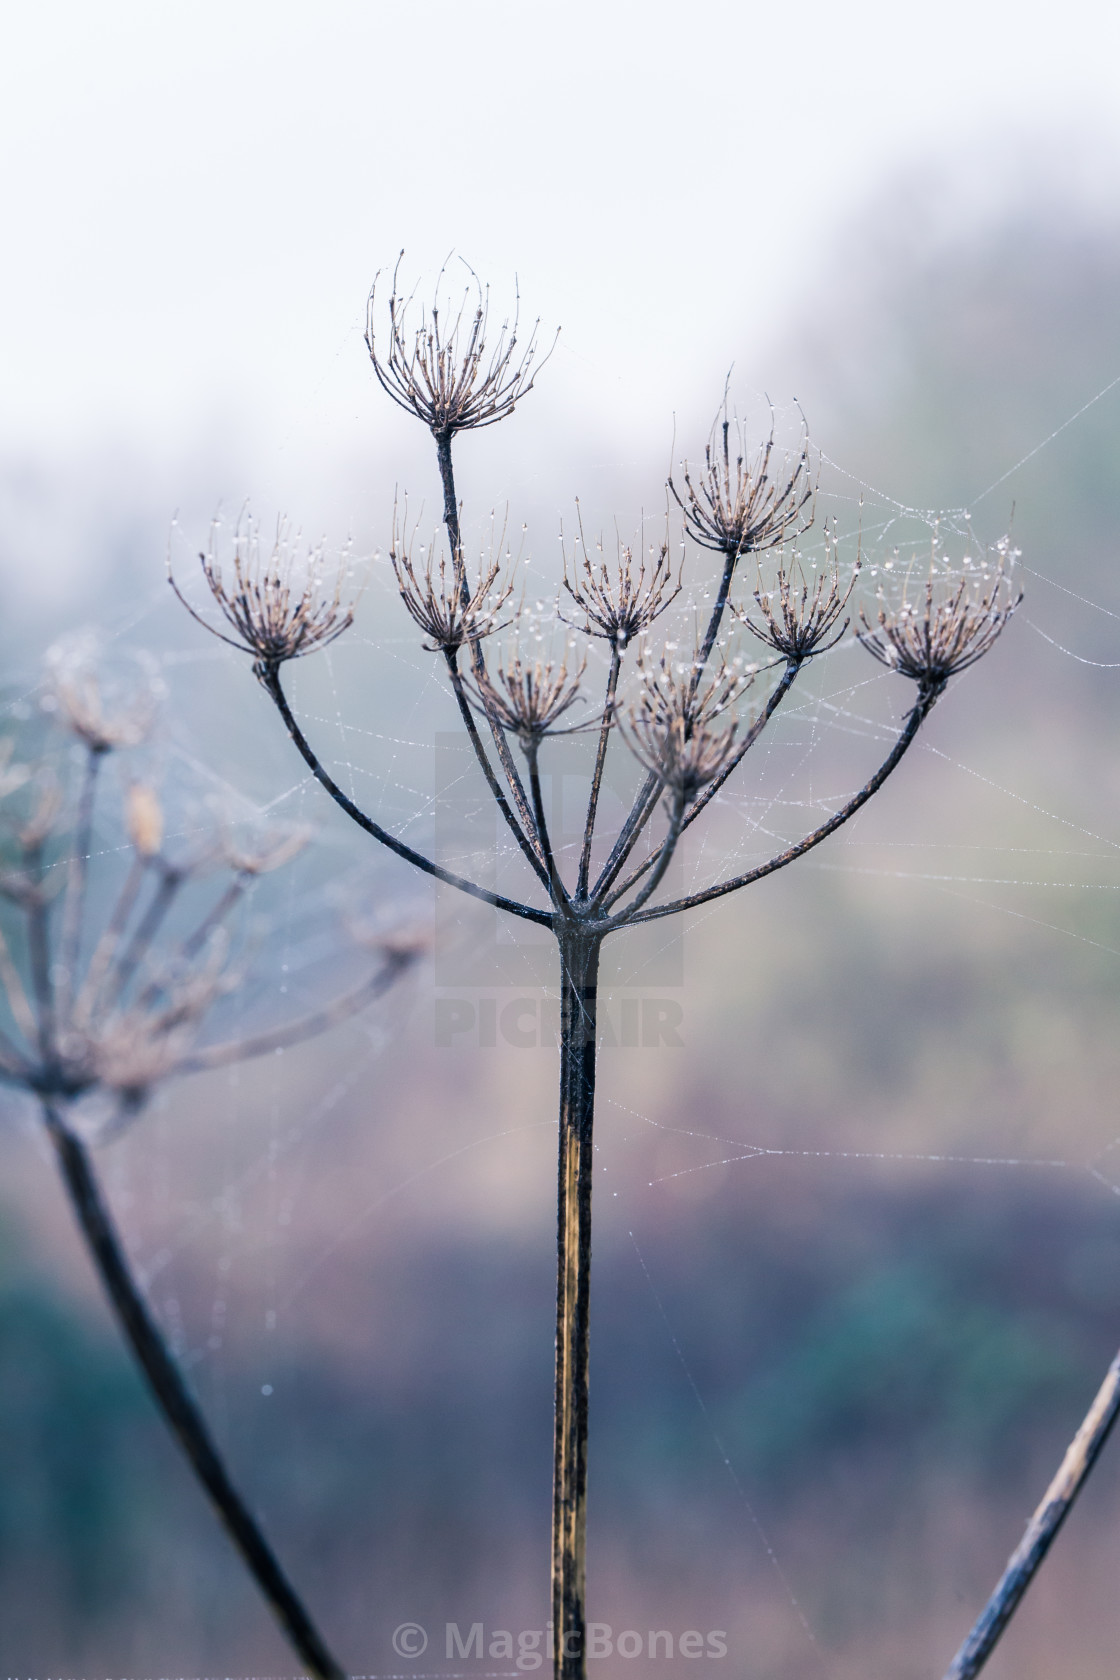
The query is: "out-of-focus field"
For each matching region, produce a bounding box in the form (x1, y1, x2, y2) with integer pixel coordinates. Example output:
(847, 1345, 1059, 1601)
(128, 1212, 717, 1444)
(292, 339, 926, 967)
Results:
(3, 187, 1120, 1679)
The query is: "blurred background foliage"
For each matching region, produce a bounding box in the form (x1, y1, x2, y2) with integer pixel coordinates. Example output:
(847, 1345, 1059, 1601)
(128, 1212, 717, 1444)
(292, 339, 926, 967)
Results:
(3, 173, 1120, 1680)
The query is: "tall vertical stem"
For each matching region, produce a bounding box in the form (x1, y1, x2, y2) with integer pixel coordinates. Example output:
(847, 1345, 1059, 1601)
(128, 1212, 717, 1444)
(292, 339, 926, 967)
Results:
(553, 931, 601, 1680)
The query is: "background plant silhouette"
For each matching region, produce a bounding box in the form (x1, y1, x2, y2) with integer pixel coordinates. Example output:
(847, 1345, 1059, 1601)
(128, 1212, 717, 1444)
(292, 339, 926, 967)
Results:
(0, 648, 418, 1680)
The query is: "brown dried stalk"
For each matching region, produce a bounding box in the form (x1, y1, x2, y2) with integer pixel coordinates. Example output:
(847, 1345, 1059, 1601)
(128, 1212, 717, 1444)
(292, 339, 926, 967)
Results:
(0, 667, 420, 1680)
(177, 260, 1027, 1680)
(943, 1348, 1120, 1679)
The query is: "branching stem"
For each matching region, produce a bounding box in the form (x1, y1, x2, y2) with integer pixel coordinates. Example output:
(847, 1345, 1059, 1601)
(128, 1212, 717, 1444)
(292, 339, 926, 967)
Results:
(577, 646, 621, 899)
(262, 666, 551, 927)
(627, 688, 934, 925)
(41, 1100, 347, 1680)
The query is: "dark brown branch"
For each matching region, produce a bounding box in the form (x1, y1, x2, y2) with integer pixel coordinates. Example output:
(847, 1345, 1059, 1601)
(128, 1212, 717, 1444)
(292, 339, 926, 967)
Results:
(943, 1348, 1120, 1680)
(436, 431, 542, 844)
(41, 1101, 347, 1680)
(626, 688, 934, 925)
(262, 666, 551, 927)
(577, 646, 621, 899)
(553, 933, 600, 1680)
(599, 795, 685, 929)
(528, 747, 570, 910)
(444, 652, 550, 886)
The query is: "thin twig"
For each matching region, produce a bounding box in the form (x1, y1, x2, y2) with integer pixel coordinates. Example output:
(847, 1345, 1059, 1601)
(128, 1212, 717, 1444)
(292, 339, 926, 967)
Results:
(262, 665, 552, 927)
(943, 1349, 1120, 1680)
(625, 690, 933, 925)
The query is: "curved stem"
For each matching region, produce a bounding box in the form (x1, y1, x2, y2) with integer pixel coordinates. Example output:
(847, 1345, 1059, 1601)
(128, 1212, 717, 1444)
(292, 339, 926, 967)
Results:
(436, 428, 540, 844)
(628, 687, 934, 925)
(445, 652, 550, 885)
(577, 646, 622, 899)
(262, 666, 551, 928)
(944, 1347, 1120, 1679)
(553, 933, 601, 1680)
(41, 1101, 346, 1680)
(694, 550, 739, 676)
(175, 950, 415, 1074)
(599, 795, 684, 930)
(590, 773, 663, 903)
(528, 746, 570, 910)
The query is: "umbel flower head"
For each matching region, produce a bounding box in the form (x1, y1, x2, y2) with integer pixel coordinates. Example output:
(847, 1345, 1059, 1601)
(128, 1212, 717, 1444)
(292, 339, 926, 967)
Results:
(670, 399, 815, 561)
(366, 253, 555, 438)
(735, 522, 860, 662)
(467, 647, 588, 752)
(561, 514, 681, 651)
(623, 650, 753, 802)
(858, 535, 1022, 696)
(391, 513, 514, 654)
(168, 519, 359, 678)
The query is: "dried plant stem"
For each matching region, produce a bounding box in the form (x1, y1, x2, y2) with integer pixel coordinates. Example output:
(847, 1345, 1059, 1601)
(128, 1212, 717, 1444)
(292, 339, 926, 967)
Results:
(628, 688, 935, 925)
(435, 430, 541, 843)
(41, 1100, 346, 1680)
(577, 647, 621, 898)
(262, 665, 550, 926)
(444, 653, 550, 885)
(943, 1348, 1120, 1680)
(553, 933, 601, 1680)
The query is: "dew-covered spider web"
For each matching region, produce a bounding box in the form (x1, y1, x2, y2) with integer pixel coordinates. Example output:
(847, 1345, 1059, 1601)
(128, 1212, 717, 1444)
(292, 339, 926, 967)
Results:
(4, 347, 1120, 1680)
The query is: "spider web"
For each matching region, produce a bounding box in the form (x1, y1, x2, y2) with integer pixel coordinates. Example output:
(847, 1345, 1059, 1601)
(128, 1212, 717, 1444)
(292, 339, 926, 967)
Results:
(4, 360, 1120, 1678)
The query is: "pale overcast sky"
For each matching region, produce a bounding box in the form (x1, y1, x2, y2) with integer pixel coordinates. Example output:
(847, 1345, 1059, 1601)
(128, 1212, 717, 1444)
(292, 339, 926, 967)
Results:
(1, 0, 1118, 536)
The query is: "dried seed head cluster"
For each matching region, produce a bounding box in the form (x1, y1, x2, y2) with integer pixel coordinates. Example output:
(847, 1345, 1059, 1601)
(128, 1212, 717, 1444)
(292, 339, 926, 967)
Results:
(367, 254, 554, 437)
(736, 524, 859, 661)
(391, 521, 514, 654)
(0, 663, 420, 1121)
(858, 537, 1022, 695)
(670, 404, 815, 560)
(169, 520, 358, 676)
(468, 649, 588, 751)
(0, 756, 229, 1108)
(562, 519, 681, 650)
(624, 652, 752, 801)
(46, 642, 158, 753)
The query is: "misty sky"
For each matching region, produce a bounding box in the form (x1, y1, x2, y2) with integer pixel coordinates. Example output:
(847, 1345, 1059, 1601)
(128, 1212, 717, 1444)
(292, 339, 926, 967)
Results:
(3, 0, 1118, 475)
